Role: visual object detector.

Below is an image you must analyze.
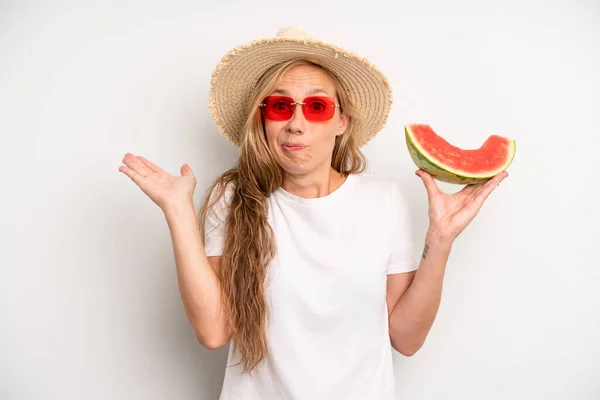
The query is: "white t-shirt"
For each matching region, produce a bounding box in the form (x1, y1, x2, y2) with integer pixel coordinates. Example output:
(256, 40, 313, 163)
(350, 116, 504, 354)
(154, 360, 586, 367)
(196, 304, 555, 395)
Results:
(204, 172, 418, 400)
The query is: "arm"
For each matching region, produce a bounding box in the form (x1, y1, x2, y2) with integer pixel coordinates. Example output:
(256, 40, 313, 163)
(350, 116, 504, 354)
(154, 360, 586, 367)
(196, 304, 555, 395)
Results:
(118, 154, 231, 349)
(164, 200, 231, 349)
(387, 228, 452, 356)
(386, 169, 507, 356)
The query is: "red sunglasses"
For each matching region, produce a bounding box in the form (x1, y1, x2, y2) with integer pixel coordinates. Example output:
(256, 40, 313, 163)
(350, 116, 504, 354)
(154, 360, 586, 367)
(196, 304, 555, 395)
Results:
(259, 96, 340, 122)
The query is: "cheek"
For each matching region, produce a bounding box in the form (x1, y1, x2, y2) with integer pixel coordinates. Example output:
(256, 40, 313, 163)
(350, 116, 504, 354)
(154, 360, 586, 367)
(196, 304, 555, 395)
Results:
(263, 123, 280, 146)
(317, 122, 341, 144)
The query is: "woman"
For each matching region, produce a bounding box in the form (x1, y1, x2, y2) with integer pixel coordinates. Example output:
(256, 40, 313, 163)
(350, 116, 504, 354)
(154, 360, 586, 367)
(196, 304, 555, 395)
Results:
(119, 27, 507, 399)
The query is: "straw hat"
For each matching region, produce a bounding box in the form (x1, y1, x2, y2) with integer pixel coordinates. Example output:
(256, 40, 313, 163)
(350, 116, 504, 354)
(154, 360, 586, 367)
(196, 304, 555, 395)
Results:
(208, 27, 393, 147)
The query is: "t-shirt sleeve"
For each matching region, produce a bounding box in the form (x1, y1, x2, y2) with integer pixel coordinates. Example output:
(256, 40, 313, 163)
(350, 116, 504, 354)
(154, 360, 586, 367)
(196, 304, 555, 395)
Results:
(386, 180, 418, 274)
(203, 183, 233, 257)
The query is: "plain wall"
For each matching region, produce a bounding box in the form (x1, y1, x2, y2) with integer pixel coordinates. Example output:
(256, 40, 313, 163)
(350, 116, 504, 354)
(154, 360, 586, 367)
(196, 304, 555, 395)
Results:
(1, 0, 599, 399)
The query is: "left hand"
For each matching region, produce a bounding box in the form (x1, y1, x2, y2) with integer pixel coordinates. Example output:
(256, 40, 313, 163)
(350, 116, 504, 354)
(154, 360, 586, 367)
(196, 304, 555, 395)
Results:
(416, 169, 509, 243)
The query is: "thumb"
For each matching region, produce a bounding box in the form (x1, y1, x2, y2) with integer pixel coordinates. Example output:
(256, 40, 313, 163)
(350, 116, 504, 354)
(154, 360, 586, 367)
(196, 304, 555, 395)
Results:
(416, 169, 440, 199)
(181, 164, 194, 177)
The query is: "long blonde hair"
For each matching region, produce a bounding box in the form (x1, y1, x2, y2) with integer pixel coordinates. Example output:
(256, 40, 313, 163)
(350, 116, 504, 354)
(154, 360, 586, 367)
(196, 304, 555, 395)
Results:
(199, 59, 367, 373)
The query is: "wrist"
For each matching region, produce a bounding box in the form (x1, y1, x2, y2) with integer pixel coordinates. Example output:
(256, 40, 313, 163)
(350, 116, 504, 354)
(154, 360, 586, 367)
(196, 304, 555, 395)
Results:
(163, 197, 196, 219)
(425, 226, 454, 249)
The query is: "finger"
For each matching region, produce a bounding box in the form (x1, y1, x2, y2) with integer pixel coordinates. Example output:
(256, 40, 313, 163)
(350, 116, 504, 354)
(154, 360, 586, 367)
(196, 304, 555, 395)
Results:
(180, 164, 195, 177)
(458, 183, 481, 196)
(138, 156, 163, 174)
(122, 153, 153, 177)
(118, 165, 145, 187)
(472, 172, 508, 207)
(467, 170, 508, 197)
(466, 181, 491, 201)
(415, 169, 441, 199)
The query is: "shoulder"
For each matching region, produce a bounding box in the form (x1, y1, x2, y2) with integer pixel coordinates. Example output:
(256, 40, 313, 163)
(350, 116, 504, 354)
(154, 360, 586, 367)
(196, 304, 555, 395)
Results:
(350, 172, 405, 198)
(349, 172, 412, 216)
(208, 179, 236, 204)
(205, 179, 236, 220)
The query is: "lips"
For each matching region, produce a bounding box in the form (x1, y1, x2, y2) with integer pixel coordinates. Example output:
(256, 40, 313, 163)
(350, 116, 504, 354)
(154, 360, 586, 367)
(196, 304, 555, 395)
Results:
(282, 143, 306, 151)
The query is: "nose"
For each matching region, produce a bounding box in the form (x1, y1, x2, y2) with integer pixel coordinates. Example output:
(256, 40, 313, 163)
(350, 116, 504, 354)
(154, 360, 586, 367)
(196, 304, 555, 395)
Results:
(285, 103, 307, 134)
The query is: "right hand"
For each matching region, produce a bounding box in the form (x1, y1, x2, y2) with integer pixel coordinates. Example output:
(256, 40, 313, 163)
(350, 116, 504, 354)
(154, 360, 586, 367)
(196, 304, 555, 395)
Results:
(119, 153, 197, 210)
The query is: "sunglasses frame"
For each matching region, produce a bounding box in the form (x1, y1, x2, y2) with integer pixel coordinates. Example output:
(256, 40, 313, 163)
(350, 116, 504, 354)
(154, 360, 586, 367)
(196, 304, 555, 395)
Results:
(259, 95, 341, 122)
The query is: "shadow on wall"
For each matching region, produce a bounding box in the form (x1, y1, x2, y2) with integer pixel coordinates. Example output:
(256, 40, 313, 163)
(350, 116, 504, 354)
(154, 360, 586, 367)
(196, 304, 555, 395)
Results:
(100, 110, 237, 398)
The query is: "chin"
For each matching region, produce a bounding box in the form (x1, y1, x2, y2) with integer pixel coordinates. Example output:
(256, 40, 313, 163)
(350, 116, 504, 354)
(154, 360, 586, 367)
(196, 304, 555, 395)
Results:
(272, 145, 330, 177)
(278, 162, 314, 177)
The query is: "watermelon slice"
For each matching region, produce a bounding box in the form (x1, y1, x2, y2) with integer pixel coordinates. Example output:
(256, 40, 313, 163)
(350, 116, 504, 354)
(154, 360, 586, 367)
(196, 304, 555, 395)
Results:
(405, 124, 516, 184)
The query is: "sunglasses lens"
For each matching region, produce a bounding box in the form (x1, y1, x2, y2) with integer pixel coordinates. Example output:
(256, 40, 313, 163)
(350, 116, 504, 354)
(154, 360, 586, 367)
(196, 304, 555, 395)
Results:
(304, 97, 336, 121)
(262, 96, 294, 121)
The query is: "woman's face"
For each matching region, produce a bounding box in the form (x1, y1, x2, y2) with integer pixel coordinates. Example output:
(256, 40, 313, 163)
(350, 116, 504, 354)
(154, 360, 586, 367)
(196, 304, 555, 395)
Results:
(262, 64, 348, 178)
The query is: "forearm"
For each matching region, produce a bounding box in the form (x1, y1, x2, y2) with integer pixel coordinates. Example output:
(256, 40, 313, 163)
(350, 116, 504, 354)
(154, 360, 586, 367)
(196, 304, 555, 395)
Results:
(163, 200, 229, 348)
(389, 228, 453, 355)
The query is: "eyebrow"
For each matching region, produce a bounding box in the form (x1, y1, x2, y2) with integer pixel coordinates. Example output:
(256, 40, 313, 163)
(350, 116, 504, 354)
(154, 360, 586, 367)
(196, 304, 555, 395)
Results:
(271, 87, 330, 96)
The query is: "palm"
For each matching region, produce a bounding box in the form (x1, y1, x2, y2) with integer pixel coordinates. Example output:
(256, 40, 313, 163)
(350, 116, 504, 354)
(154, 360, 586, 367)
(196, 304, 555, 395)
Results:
(416, 170, 508, 241)
(119, 153, 197, 209)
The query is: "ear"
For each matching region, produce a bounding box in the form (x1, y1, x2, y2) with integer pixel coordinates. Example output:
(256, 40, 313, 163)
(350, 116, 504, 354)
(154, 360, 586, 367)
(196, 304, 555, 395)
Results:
(336, 112, 349, 136)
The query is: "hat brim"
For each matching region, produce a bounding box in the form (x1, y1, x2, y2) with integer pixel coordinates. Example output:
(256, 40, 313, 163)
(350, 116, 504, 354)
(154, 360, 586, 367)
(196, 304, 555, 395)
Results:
(208, 36, 393, 147)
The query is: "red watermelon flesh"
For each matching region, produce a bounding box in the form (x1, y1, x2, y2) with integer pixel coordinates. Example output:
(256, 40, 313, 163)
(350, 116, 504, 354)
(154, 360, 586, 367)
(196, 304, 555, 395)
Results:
(405, 124, 516, 184)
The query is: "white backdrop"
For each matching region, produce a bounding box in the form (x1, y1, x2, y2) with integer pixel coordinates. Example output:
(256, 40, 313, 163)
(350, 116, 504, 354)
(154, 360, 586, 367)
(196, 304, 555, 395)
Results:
(1, 0, 599, 399)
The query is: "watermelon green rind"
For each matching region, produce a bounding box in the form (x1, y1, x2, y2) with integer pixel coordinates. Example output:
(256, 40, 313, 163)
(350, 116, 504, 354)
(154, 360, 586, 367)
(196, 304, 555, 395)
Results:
(404, 125, 516, 185)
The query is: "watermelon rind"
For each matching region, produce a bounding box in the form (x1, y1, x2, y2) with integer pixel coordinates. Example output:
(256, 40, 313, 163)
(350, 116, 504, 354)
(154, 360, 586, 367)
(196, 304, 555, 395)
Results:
(405, 125, 516, 185)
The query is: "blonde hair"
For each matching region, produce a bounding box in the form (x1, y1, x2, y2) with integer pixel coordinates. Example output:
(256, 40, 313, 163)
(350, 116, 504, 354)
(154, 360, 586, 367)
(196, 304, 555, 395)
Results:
(199, 59, 367, 373)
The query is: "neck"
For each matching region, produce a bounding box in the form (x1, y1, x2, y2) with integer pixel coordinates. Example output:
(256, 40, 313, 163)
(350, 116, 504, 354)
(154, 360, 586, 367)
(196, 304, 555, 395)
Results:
(281, 166, 346, 199)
